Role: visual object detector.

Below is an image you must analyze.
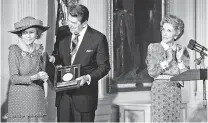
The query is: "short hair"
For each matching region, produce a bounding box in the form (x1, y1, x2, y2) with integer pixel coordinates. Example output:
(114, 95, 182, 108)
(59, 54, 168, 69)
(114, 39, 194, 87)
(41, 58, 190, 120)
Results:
(160, 14, 184, 41)
(17, 27, 43, 39)
(68, 4, 89, 24)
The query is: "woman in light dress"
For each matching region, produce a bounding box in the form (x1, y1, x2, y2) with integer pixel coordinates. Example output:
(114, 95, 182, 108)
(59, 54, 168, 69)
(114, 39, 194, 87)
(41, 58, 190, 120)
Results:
(146, 15, 190, 122)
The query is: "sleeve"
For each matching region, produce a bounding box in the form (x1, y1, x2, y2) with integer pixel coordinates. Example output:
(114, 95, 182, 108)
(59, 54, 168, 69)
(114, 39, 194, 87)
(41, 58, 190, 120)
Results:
(8, 46, 32, 85)
(52, 38, 63, 65)
(89, 35, 111, 81)
(52, 26, 70, 65)
(179, 47, 190, 73)
(145, 43, 165, 78)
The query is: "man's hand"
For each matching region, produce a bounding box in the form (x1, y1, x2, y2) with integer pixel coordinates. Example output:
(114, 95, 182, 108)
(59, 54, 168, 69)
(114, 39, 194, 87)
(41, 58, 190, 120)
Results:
(49, 55, 55, 63)
(76, 75, 90, 86)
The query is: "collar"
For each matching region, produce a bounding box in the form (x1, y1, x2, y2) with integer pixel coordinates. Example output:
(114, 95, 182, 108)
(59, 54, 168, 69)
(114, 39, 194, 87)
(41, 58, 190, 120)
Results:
(160, 41, 176, 51)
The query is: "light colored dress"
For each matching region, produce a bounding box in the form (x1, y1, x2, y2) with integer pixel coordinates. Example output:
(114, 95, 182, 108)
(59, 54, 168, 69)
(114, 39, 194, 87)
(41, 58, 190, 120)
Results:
(7, 44, 47, 122)
(146, 43, 190, 122)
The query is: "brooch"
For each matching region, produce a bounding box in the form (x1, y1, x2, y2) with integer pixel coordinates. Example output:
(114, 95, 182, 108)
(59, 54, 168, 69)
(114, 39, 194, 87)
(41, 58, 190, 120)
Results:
(21, 51, 27, 57)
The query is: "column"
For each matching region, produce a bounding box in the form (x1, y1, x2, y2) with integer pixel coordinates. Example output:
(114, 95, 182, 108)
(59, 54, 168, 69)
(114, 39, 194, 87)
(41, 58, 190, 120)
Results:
(1, 0, 17, 120)
(80, 0, 109, 98)
(195, 0, 207, 101)
(195, 2, 208, 121)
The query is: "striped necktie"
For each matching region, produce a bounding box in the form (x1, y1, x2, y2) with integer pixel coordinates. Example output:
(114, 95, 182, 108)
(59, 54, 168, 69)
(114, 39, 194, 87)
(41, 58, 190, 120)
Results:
(70, 33, 80, 55)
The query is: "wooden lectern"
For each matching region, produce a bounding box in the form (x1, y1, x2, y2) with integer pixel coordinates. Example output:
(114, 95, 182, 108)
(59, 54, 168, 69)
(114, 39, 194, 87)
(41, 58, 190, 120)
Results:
(171, 69, 207, 107)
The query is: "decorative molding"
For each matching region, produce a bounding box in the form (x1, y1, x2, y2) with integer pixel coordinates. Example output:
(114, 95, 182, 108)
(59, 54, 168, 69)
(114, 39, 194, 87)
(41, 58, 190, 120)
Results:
(16, 0, 37, 20)
(106, 0, 114, 93)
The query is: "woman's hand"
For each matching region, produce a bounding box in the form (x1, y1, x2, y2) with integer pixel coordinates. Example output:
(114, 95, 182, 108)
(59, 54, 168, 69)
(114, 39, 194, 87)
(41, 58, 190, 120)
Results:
(176, 47, 185, 62)
(30, 71, 49, 81)
(166, 48, 173, 63)
(38, 71, 49, 82)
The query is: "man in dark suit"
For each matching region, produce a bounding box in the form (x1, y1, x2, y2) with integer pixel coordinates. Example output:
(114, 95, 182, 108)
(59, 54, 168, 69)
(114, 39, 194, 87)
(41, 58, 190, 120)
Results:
(50, 4, 110, 122)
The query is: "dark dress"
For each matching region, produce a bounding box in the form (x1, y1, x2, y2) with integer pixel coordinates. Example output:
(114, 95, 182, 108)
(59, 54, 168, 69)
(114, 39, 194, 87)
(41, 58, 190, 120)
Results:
(146, 43, 190, 122)
(7, 44, 47, 122)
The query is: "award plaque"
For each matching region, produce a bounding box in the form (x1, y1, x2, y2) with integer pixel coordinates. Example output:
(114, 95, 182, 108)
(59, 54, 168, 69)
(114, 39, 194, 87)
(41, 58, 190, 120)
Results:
(55, 65, 81, 91)
(43, 52, 81, 92)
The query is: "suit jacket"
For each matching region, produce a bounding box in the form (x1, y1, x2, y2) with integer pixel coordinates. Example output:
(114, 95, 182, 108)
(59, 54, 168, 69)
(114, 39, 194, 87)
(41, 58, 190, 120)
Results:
(53, 26, 110, 112)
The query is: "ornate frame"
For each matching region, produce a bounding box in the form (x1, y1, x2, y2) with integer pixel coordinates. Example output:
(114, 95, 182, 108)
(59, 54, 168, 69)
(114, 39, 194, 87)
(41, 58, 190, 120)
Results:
(106, 0, 170, 93)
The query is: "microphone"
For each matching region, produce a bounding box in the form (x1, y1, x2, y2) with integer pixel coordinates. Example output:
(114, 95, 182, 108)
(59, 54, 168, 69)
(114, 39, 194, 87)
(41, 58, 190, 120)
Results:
(189, 39, 208, 51)
(187, 43, 194, 50)
(187, 43, 207, 56)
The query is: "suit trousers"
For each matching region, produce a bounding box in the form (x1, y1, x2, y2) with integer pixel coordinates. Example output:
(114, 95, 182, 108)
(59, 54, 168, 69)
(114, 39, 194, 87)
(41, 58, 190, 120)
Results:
(57, 93, 95, 122)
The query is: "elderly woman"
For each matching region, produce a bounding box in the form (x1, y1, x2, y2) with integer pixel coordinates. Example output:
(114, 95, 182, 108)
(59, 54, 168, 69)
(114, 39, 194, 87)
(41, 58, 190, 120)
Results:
(146, 15, 190, 122)
(7, 16, 49, 122)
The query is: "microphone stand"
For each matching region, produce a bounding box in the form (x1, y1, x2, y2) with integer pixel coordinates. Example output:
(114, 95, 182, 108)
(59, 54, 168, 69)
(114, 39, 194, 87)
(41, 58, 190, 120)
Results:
(194, 54, 205, 66)
(195, 50, 207, 108)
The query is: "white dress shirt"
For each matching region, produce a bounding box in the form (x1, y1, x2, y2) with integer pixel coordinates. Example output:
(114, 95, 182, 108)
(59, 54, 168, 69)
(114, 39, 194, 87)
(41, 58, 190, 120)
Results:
(70, 25, 88, 64)
(70, 25, 91, 85)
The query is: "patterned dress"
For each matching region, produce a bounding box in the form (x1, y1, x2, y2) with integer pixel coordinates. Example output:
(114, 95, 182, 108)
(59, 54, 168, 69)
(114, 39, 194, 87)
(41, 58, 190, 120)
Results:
(146, 43, 190, 122)
(7, 44, 47, 122)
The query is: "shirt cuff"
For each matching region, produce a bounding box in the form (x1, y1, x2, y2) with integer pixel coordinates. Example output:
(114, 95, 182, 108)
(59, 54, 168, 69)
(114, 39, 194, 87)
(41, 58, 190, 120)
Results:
(160, 61, 169, 69)
(52, 56, 55, 63)
(86, 74, 91, 85)
(178, 61, 186, 69)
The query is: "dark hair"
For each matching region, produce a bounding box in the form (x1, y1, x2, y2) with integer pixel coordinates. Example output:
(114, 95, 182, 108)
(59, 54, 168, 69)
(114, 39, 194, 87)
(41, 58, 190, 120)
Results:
(67, 4, 89, 24)
(17, 27, 43, 39)
(160, 14, 184, 41)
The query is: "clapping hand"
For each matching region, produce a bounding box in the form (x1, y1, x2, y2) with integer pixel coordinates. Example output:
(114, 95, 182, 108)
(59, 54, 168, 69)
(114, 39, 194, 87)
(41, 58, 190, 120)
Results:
(166, 48, 173, 63)
(176, 47, 185, 62)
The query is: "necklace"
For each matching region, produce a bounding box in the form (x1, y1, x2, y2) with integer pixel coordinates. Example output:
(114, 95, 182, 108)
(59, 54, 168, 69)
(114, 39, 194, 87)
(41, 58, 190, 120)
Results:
(26, 44, 35, 53)
(17, 42, 36, 54)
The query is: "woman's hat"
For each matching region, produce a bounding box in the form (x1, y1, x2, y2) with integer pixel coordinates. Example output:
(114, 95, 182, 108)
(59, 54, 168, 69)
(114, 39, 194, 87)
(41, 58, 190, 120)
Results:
(9, 16, 50, 34)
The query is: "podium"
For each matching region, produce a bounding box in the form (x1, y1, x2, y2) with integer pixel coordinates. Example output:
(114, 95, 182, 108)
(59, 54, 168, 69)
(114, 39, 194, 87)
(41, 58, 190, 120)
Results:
(42, 52, 81, 92)
(171, 69, 207, 107)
